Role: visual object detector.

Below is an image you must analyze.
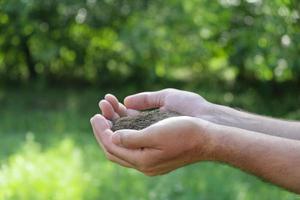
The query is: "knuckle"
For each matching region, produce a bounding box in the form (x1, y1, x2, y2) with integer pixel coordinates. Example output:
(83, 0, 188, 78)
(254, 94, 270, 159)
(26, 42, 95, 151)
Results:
(143, 168, 170, 176)
(143, 171, 158, 177)
(141, 156, 153, 166)
(139, 167, 158, 177)
(136, 160, 150, 172)
(144, 93, 151, 105)
(104, 144, 114, 155)
(163, 88, 173, 92)
(157, 170, 170, 176)
(163, 88, 177, 94)
(137, 162, 148, 171)
(137, 160, 158, 174)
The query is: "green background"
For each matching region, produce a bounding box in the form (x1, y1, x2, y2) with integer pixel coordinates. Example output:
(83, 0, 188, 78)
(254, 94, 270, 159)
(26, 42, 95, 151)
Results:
(1, 0, 300, 199)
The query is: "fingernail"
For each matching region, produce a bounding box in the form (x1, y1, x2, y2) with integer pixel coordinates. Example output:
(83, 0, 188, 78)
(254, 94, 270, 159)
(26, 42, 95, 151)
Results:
(124, 97, 130, 106)
(90, 116, 95, 124)
(105, 94, 111, 99)
(99, 100, 105, 107)
(90, 114, 101, 125)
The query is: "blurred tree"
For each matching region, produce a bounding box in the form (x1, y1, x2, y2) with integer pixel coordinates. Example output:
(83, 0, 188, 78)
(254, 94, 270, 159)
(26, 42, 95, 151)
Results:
(0, 0, 299, 85)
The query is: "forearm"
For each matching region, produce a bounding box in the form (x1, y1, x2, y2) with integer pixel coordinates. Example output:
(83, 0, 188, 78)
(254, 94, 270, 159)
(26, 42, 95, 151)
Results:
(203, 122, 300, 194)
(201, 103, 300, 140)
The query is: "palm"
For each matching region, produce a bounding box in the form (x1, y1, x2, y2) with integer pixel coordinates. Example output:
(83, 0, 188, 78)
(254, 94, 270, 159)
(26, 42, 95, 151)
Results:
(162, 90, 208, 117)
(99, 89, 210, 123)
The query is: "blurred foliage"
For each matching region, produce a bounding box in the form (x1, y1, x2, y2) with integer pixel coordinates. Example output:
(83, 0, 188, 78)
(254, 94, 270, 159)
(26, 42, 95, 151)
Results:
(0, 136, 90, 200)
(1, 1, 300, 198)
(0, 87, 299, 199)
(0, 0, 300, 85)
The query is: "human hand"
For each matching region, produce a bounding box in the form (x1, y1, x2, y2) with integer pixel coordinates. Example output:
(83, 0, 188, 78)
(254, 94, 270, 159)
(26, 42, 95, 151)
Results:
(90, 115, 215, 176)
(99, 88, 213, 122)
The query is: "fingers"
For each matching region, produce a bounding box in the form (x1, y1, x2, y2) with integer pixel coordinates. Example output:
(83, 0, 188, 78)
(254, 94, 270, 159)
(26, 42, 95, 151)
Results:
(117, 102, 130, 117)
(90, 114, 134, 168)
(91, 114, 143, 166)
(99, 100, 120, 120)
(91, 114, 164, 171)
(112, 129, 157, 149)
(124, 90, 166, 110)
(105, 94, 136, 117)
(104, 94, 126, 117)
(107, 152, 133, 168)
(104, 94, 119, 111)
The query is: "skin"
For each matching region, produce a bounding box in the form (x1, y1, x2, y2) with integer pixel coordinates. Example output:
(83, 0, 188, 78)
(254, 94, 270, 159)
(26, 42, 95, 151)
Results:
(100, 88, 300, 140)
(91, 88, 300, 194)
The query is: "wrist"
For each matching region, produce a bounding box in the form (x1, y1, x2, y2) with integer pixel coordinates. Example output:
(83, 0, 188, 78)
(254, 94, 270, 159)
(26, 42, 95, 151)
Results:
(199, 103, 239, 127)
(192, 118, 220, 162)
(196, 102, 221, 123)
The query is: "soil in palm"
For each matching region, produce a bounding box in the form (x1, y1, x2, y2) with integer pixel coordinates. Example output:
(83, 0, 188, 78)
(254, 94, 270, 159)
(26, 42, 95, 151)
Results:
(112, 109, 180, 131)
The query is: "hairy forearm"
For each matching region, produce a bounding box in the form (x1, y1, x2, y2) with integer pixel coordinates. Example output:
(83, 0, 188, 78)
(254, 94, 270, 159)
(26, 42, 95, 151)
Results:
(201, 104, 300, 140)
(203, 122, 300, 194)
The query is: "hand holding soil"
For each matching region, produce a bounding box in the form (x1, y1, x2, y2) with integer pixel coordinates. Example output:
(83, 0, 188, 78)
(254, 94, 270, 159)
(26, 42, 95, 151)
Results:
(99, 89, 213, 131)
(91, 88, 300, 193)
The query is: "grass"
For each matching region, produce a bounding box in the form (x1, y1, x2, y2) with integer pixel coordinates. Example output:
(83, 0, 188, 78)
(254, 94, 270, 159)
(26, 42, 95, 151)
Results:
(0, 84, 299, 200)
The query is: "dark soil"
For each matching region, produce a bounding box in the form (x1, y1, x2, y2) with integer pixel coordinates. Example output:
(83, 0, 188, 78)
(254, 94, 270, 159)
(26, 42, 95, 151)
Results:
(112, 109, 180, 131)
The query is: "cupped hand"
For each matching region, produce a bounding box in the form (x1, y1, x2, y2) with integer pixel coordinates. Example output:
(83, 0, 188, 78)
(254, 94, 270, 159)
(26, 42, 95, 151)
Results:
(98, 93, 139, 121)
(90, 115, 214, 176)
(99, 88, 213, 121)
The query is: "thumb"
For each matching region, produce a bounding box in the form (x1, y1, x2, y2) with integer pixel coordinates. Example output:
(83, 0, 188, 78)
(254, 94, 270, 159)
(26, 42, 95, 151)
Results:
(124, 90, 166, 110)
(112, 129, 154, 149)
